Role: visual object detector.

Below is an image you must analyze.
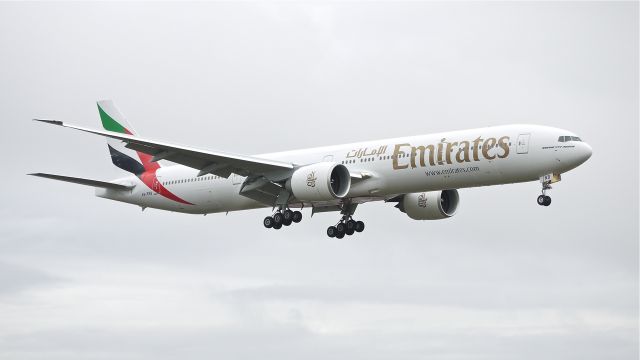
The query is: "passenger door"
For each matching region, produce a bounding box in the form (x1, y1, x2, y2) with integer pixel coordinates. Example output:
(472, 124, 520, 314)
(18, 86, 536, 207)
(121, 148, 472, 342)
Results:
(517, 134, 530, 154)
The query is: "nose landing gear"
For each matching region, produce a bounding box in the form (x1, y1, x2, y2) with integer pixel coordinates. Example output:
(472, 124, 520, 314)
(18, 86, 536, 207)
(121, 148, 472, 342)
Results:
(537, 173, 562, 207)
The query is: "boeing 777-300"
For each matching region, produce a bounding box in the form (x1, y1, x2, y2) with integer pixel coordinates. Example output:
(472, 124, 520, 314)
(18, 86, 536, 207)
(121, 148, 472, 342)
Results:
(31, 100, 592, 237)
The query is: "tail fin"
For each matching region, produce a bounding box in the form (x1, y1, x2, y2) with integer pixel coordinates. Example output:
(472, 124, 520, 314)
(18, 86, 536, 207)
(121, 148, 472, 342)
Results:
(97, 100, 160, 176)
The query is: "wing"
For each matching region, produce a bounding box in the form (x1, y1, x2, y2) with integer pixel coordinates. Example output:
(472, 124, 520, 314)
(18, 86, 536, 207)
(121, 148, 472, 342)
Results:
(29, 173, 134, 191)
(34, 119, 295, 181)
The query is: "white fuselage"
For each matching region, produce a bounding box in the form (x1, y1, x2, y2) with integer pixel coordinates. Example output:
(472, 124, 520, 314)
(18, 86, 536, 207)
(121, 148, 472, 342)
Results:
(96, 124, 592, 214)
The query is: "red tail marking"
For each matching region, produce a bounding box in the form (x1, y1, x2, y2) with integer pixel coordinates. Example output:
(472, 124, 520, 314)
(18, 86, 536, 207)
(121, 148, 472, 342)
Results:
(139, 171, 193, 205)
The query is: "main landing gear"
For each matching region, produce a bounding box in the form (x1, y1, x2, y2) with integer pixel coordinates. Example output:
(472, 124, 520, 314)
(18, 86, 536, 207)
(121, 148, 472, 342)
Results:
(262, 202, 367, 237)
(263, 209, 303, 230)
(326, 216, 365, 238)
(537, 181, 552, 207)
(326, 202, 365, 238)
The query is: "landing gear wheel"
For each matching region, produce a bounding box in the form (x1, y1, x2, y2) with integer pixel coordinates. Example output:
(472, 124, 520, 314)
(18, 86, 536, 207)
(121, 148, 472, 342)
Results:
(283, 217, 292, 226)
(327, 202, 363, 237)
(273, 212, 284, 224)
(537, 194, 552, 206)
(273, 222, 282, 230)
(283, 209, 294, 222)
(263, 216, 274, 228)
(292, 211, 303, 223)
(327, 226, 337, 238)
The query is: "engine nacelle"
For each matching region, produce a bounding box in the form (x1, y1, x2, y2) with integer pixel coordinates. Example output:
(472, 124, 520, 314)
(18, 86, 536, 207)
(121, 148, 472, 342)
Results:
(286, 162, 351, 201)
(397, 190, 459, 220)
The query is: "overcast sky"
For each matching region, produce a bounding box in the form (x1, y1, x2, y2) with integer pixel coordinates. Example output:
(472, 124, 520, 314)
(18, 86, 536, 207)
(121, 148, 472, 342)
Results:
(0, 2, 638, 360)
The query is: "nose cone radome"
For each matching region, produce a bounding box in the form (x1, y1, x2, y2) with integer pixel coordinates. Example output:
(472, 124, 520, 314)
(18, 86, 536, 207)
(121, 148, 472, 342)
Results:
(558, 141, 592, 172)
(580, 142, 593, 163)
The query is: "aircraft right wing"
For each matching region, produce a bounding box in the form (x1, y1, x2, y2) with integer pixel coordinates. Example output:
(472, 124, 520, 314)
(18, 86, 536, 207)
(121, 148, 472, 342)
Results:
(32, 119, 375, 207)
(33, 119, 295, 181)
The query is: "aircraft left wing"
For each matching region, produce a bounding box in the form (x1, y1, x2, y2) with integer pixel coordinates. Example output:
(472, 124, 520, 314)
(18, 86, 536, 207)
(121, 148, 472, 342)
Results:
(34, 119, 295, 181)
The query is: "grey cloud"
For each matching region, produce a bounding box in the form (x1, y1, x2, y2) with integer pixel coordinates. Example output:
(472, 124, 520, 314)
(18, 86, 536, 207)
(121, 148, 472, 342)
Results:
(0, 262, 60, 296)
(223, 282, 637, 312)
(0, 327, 635, 360)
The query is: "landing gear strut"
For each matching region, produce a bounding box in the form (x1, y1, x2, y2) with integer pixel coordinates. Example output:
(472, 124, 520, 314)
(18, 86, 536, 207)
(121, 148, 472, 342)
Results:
(264, 208, 303, 230)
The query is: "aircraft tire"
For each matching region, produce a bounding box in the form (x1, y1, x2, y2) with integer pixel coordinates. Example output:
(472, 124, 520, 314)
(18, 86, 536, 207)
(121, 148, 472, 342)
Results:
(273, 212, 284, 224)
(283, 209, 294, 222)
(327, 226, 337, 238)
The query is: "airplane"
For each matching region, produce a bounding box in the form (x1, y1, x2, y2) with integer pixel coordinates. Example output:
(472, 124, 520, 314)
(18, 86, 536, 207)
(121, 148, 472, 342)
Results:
(30, 100, 592, 238)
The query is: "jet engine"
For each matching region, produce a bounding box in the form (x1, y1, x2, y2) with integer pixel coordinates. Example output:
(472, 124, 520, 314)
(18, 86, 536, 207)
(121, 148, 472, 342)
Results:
(396, 190, 459, 220)
(286, 162, 351, 201)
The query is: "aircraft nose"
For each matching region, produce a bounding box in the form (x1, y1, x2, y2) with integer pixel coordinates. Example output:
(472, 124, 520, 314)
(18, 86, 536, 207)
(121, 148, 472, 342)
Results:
(581, 142, 593, 162)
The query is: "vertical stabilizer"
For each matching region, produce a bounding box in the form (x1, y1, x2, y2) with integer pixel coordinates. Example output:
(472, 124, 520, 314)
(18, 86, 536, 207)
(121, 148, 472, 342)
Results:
(97, 100, 160, 175)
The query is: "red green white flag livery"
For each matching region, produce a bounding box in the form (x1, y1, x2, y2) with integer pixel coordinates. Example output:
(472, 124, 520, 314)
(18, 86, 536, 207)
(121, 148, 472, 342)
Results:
(30, 100, 592, 237)
(97, 101, 192, 205)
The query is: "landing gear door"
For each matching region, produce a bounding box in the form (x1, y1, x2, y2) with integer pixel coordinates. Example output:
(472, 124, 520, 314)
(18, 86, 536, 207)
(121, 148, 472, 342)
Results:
(516, 134, 530, 154)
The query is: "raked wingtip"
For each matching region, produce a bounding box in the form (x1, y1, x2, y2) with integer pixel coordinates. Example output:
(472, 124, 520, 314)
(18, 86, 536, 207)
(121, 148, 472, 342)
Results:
(33, 118, 63, 125)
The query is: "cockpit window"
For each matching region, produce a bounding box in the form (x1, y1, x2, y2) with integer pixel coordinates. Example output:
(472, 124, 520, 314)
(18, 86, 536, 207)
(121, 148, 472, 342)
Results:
(558, 135, 582, 142)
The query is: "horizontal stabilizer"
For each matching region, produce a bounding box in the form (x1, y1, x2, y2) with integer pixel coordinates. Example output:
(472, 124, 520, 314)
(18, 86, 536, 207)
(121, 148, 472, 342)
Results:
(28, 173, 134, 191)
